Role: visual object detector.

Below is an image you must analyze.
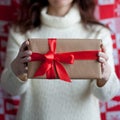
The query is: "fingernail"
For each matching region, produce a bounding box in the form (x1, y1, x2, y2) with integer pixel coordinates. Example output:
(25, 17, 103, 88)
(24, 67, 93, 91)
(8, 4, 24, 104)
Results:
(27, 57, 31, 61)
(28, 50, 32, 55)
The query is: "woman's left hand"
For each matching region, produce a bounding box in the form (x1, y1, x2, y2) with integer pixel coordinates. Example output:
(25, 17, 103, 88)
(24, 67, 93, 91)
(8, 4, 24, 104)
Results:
(97, 45, 111, 87)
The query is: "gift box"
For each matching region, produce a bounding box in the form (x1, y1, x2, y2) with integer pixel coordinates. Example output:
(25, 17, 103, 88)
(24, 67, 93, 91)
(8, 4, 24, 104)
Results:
(28, 38, 102, 82)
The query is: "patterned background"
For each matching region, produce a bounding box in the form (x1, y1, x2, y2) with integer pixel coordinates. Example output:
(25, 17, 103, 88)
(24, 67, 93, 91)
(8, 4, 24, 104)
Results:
(0, 0, 120, 120)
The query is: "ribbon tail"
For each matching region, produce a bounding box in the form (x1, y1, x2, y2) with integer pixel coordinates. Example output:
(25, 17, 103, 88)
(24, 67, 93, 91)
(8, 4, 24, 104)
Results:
(34, 61, 51, 77)
(55, 61, 71, 82)
(46, 63, 56, 79)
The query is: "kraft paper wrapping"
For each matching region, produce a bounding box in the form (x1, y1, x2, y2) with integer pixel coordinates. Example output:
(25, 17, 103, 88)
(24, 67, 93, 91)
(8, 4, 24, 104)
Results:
(28, 39, 102, 80)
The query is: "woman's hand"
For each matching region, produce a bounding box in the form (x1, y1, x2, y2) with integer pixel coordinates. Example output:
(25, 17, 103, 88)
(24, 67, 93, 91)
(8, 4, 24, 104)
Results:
(11, 41, 32, 81)
(97, 45, 111, 87)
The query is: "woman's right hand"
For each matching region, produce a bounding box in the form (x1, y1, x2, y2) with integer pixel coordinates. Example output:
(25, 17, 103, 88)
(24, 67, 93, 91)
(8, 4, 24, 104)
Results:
(11, 40, 32, 81)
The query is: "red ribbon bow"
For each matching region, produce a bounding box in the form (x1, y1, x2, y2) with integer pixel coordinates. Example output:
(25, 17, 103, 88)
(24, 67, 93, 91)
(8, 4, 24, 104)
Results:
(30, 38, 99, 82)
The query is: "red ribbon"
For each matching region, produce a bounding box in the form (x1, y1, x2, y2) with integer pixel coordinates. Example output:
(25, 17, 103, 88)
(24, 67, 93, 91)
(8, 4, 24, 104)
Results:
(30, 38, 99, 82)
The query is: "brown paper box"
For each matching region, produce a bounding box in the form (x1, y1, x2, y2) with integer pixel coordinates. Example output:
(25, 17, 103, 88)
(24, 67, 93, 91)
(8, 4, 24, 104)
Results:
(28, 39, 102, 79)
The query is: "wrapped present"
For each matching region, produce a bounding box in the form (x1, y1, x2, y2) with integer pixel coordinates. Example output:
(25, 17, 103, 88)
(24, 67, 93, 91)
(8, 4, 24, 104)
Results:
(28, 38, 102, 82)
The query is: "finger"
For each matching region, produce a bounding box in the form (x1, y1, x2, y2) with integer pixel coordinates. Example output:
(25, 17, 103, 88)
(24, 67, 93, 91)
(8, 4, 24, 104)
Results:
(101, 62, 106, 69)
(100, 60, 107, 75)
(20, 56, 31, 63)
(98, 52, 109, 61)
(19, 50, 32, 58)
(20, 64, 28, 73)
(25, 66, 28, 70)
(99, 57, 106, 63)
(24, 66, 28, 73)
(20, 68, 28, 74)
(20, 40, 29, 52)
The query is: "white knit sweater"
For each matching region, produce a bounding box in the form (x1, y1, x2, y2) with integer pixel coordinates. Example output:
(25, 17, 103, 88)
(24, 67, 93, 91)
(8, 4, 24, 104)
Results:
(1, 5, 120, 120)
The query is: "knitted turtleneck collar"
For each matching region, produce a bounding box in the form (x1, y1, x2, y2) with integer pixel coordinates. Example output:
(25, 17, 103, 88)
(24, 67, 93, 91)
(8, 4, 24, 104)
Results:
(41, 4, 81, 28)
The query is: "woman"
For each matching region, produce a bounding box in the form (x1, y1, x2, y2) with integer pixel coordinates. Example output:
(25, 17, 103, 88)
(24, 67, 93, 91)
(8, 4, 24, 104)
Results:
(1, 0, 120, 120)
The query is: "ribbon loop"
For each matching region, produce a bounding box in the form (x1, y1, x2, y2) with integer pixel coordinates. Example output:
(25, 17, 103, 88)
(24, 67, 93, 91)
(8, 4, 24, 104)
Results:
(55, 54, 74, 64)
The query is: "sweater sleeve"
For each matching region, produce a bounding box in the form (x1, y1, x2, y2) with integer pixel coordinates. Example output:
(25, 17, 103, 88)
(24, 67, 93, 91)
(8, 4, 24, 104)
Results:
(90, 27, 120, 101)
(0, 28, 30, 96)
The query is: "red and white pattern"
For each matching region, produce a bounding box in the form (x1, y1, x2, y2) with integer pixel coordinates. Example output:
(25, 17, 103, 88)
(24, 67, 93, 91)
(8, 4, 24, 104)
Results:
(0, 0, 120, 120)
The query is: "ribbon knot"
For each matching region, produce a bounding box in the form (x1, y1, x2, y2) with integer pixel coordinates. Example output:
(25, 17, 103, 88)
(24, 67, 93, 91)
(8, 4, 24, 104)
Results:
(44, 51, 54, 61)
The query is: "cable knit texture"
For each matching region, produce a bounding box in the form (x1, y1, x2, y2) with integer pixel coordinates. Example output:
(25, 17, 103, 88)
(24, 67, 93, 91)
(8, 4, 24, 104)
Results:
(1, 5, 120, 120)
